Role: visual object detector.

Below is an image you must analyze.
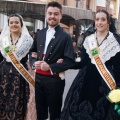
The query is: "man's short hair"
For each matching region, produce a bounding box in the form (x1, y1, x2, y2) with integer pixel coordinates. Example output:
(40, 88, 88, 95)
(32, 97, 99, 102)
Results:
(46, 1, 62, 13)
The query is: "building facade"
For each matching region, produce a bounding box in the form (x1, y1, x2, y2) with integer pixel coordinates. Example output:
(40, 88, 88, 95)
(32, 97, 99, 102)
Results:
(0, 0, 120, 34)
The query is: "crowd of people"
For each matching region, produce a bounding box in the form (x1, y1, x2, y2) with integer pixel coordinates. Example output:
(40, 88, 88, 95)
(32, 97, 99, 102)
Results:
(0, 1, 120, 120)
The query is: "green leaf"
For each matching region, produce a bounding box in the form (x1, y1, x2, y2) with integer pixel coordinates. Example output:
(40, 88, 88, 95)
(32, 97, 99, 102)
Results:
(114, 104, 119, 110)
(117, 109, 120, 115)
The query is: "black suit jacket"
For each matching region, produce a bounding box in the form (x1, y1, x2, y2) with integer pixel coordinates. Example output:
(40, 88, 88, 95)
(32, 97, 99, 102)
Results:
(29, 25, 75, 74)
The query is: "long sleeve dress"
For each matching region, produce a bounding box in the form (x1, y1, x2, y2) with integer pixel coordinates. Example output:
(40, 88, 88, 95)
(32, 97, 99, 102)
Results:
(61, 32, 120, 120)
(0, 33, 33, 120)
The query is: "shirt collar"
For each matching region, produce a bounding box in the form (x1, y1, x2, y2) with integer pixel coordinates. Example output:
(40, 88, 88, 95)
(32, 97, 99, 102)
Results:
(47, 24, 59, 31)
(47, 27, 54, 32)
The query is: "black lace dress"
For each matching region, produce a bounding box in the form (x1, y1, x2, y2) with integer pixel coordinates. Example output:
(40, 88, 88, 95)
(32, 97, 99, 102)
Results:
(0, 53, 30, 120)
(61, 34, 120, 120)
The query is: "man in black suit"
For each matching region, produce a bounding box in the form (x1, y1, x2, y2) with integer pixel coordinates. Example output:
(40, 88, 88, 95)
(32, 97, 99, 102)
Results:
(30, 1, 75, 120)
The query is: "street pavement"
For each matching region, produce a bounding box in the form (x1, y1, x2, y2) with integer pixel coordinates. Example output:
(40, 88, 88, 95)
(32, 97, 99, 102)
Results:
(62, 69, 79, 107)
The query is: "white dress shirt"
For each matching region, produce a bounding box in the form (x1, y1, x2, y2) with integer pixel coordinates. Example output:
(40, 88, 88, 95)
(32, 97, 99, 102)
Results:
(43, 27, 55, 54)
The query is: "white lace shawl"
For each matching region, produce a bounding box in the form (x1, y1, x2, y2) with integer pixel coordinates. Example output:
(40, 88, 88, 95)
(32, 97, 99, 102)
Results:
(0, 34, 33, 62)
(83, 32, 120, 64)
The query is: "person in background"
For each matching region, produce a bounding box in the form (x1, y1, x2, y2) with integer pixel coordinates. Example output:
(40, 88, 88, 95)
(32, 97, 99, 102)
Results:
(61, 9, 120, 120)
(72, 41, 81, 61)
(77, 33, 84, 49)
(72, 34, 76, 42)
(0, 13, 33, 120)
(29, 31, 36, 38)
(29, 1, 75, 120)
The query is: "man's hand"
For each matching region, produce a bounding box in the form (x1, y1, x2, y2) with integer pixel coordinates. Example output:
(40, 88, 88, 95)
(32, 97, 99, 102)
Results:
(34, 61, 44, 70)
(57, 58, 63, 63)
(34, 61, 50, 71)
(40, 61, 50, 71)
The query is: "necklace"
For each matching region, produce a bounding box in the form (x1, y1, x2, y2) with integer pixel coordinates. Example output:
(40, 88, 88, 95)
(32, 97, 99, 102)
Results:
(96, 32, 109, 46)
(10, 34, 21, 51)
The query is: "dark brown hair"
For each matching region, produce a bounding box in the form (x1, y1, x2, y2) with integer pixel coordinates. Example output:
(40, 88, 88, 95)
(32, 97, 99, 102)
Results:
(96, 9, 110, 24)
(8, 13, 23, 27)
(96, 9, 116, 33)
(46, 1, 62, 13)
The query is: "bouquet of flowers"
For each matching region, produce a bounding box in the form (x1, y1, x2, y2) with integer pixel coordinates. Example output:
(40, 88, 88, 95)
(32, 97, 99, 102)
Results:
(107, 89, 120, 115)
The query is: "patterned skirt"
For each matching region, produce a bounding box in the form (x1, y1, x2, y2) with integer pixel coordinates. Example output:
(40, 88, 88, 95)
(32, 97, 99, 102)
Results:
(0, 61, 30, 120)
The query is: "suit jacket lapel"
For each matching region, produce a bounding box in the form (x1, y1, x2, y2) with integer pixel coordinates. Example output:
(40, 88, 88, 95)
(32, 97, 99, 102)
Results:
(44, 25, 61, 60)
(39, 28, 47, 59)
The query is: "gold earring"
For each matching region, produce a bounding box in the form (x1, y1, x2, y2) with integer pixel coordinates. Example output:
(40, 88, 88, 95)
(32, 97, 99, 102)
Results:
(94, 26, 97, 30)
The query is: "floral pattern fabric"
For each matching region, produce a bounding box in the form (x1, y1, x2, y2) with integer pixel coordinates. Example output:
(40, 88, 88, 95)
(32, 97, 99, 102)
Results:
(0, 61, 29, 120)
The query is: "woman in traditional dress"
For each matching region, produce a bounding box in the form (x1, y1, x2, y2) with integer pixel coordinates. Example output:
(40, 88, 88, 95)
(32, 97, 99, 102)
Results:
(0, 13, 33, 120)
(61, 9, 120, 120)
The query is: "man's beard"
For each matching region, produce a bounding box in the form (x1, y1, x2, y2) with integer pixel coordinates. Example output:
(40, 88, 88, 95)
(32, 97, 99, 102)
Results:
(47, 21, 58, 27)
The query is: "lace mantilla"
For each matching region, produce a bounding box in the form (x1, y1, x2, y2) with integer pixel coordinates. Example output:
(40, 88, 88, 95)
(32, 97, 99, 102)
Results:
(0, 34, 33, 62)
(83, 32, 120, 64)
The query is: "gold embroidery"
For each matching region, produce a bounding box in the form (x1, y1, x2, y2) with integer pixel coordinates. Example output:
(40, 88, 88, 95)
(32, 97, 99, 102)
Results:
(94, 56, 116, 89)
(8, 52, 35, 87)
